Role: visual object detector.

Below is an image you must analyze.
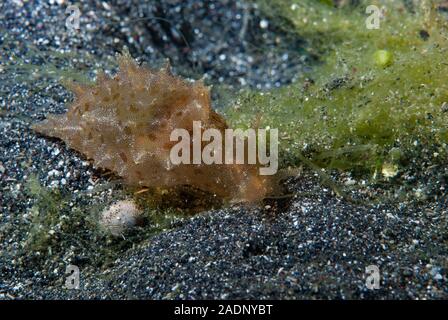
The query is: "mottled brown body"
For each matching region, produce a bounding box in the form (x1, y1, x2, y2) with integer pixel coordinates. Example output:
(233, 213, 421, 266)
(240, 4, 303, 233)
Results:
(33, 52, 271, 202)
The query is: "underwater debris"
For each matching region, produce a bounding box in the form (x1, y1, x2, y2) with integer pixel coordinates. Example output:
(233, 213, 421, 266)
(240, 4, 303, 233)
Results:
(33, 51, 273, 203)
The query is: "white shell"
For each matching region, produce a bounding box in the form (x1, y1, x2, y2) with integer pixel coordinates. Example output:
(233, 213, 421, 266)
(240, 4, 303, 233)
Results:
(100, 200, 141, 236)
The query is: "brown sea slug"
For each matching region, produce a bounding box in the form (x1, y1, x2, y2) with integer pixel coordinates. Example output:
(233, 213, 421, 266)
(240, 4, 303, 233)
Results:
(33, 51, 273, 203)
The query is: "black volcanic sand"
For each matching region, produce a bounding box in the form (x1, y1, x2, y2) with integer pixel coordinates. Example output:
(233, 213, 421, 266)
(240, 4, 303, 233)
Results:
(0, 0, 447, 299)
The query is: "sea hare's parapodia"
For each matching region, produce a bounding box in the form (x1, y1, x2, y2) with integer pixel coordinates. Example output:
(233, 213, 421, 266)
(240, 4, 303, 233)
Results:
(33, 51, 272, 202)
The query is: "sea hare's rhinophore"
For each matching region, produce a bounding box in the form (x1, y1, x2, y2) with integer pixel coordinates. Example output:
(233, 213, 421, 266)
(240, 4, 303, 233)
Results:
(33, 51, 271, 202)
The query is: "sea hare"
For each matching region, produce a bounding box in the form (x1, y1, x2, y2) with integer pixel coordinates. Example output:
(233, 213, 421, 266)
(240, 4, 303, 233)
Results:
(33, 51, 272, 203)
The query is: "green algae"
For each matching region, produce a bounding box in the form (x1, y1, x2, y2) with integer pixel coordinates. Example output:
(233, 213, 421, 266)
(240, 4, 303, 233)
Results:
(24, 175, 72, 252)
(373, 49, 393, 67)
(1, 42, 92, 86)
(22, 175, 185, 269)
(225, 0, 448, 177)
